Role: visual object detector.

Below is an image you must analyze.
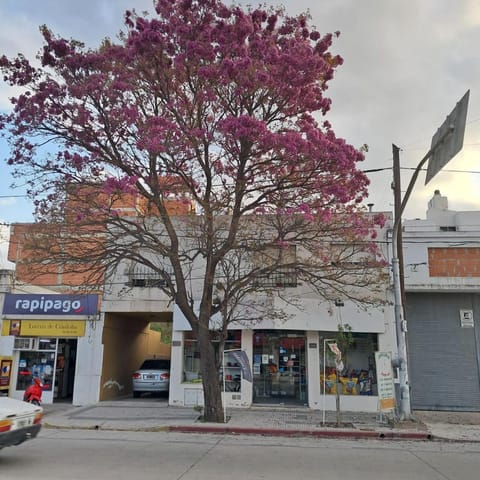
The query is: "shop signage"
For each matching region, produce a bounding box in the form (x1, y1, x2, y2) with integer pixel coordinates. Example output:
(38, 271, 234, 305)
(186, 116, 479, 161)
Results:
(375, 351, 396, 411)
(2, 319, 86, 337)
(2, 293, 98, 316)
(0, 357, 13, 390)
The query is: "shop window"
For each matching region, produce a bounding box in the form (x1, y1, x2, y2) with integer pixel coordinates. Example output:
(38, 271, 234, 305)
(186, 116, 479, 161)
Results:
(183, 330, 241, 391)
(38, 338, 57, 350)
(319, 332, 378, 396)
(16, 350, 55, 392)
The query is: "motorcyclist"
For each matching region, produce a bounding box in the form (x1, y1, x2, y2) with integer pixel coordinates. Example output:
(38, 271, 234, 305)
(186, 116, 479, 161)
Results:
(23, 377, 43, 405)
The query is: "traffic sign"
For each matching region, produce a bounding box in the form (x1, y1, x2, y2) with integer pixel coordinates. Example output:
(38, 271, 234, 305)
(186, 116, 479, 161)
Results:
(425, 90, 469, 185)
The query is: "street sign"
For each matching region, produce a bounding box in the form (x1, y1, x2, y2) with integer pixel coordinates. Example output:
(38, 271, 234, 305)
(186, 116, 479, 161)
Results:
(425, 90, 469, 185)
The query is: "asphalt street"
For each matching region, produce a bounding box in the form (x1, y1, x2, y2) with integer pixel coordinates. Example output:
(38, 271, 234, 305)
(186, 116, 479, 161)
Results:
(2, 428, 480, 480)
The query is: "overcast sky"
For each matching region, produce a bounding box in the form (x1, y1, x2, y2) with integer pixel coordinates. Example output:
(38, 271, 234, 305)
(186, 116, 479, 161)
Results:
(1, 0, 480, 229)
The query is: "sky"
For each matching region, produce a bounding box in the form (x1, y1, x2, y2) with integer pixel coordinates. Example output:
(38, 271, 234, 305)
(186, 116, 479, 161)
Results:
(1, 0, 480, 235)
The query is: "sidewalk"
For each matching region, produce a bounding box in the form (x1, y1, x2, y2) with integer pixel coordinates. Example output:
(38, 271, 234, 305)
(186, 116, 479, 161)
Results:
(41, 399, 480, 442)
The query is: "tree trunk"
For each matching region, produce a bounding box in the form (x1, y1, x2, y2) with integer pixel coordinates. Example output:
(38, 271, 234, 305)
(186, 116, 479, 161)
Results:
(197, 325, 224, 423)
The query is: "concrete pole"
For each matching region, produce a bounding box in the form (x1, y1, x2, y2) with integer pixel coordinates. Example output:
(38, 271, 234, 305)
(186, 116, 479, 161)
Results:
(390, 143, 436, 420)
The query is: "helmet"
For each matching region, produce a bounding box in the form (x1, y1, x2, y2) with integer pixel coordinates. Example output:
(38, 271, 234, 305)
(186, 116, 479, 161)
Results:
(34, 377, 43, 387)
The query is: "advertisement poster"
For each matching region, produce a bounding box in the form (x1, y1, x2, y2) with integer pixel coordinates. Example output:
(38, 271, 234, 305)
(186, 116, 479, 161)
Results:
(0, 358, 13, 389)
(375, 351, 396, 411)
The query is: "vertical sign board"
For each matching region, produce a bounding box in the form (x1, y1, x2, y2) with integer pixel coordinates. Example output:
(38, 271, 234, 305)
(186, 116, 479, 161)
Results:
(375, 351, 396, 411)
(425, 90, 470, 185)
(0, 357, 13, 391)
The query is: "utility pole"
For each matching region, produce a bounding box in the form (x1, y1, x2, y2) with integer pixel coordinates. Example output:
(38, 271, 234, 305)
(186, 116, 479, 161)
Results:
(391, 144, 411, 419)
(390, 90, 469, 420)
(392, 146, 407, 314)
(392, 142, 444, 418)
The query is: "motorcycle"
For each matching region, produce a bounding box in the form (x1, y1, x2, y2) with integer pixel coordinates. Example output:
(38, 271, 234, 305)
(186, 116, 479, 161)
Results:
(23, 377, 43, 406)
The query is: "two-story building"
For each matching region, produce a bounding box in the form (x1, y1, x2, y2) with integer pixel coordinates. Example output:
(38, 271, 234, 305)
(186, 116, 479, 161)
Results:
(2, 196, 398, 413)
(403, 190, 480, 411)
(100, 212, 397, 413)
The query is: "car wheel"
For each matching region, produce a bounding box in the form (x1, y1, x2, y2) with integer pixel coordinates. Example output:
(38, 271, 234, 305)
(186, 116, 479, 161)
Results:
(133, 391, 141, 398)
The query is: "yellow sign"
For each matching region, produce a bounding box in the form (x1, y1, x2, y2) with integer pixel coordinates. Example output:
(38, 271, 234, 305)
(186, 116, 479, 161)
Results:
(1, 320, 85, 337)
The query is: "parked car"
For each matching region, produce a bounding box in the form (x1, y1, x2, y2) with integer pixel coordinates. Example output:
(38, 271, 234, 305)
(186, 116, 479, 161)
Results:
(0, 396, 43, 451)
(132, 359, 171, 398)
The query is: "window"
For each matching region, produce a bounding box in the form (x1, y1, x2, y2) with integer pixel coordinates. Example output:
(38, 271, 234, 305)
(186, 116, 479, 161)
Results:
(319, 333, 378, 396)
(182, 330, 241, 388)
(127, 264, 167, 288)
(253, 245, 297, 288)
(140, 359, 170, 370)
(16, 350, 55, 392)
(14, 338, 35, 350)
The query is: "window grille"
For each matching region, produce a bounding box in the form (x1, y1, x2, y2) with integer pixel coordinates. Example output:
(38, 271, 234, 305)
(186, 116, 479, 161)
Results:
(254, 269, 298, 288)
(14, 337, 35, 350)
(127, 264, 167, 288)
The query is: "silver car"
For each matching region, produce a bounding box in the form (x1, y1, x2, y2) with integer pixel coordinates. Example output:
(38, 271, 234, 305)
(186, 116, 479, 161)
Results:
(132, 359, 170, 398)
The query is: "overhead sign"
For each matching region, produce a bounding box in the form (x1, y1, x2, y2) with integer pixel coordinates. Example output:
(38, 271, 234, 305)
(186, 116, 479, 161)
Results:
(425, 90, 470, 185)
(3, 319, 86, 337)
(2, 293, 99, 317)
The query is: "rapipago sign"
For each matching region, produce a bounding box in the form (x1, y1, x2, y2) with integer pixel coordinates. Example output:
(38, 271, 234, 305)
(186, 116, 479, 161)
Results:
(2, 293, 99, 317)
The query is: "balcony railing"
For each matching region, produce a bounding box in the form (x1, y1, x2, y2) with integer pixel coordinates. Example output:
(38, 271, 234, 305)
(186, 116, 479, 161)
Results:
(253, 269, 298, 288)
(127, 265, 168, 288)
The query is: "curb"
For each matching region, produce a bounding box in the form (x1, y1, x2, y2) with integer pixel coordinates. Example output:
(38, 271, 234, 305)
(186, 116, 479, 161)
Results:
(168, 425, 434, 441)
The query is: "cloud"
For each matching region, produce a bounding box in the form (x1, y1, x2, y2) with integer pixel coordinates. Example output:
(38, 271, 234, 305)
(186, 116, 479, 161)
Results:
(1, 0, 480, 220)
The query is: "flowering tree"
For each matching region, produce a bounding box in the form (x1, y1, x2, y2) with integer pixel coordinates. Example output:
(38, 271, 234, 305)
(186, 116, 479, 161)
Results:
(1, 0, 386, 422)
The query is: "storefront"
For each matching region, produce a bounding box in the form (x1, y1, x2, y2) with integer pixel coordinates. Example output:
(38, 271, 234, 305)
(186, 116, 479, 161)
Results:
(1, 293, 99, 404)
(168, 298, 394, 412)
(252, 330, 307, 405)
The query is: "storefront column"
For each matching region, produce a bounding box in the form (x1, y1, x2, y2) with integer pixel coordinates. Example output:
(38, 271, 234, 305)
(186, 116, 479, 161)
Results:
(306, 331, 321, 409)
(241, 329, 253, 406)
(73, 316, 104, 405)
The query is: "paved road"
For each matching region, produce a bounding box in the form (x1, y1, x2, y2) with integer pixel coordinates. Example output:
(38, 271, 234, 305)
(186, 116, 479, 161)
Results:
(2, 428, 480, 480)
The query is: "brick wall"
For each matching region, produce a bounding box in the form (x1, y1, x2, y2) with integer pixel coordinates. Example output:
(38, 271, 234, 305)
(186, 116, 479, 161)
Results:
(428, 247, 480, 277)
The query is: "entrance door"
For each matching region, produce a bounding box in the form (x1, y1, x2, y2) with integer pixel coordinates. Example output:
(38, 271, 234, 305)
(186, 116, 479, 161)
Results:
(55, 339, 77, 401)
(252, 330, 307, 405)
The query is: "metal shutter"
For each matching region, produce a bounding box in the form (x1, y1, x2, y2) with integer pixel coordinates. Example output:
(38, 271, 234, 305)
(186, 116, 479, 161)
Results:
(406, 292, 480, 411)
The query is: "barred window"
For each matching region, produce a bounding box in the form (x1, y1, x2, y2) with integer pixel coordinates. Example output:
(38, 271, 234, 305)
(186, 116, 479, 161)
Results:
(127, 264, 167, 288)
(253, 245, 297, 288)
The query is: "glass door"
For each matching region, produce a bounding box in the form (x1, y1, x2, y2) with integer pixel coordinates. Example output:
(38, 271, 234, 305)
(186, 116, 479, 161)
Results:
(252, 330, 307, 405)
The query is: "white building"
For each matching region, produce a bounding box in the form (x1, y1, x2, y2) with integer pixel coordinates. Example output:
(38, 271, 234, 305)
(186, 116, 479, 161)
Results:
(403, 190, 480, 411)
(2, 211, 398, 413)
(99, 213, 398, 413)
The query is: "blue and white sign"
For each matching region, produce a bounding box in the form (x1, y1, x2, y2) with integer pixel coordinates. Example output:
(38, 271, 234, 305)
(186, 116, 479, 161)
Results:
(2, 294, 99, 317)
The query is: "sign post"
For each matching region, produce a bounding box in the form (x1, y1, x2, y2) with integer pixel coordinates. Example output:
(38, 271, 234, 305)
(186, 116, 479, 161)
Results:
(391, 90, 469, 420)
(375, 352, 396, 413)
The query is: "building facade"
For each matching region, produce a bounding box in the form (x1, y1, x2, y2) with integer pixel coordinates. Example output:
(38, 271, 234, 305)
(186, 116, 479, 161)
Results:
(2, 206, 398, 413)
(99, 213, 397, 413)
(403, 190, 480, 411)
